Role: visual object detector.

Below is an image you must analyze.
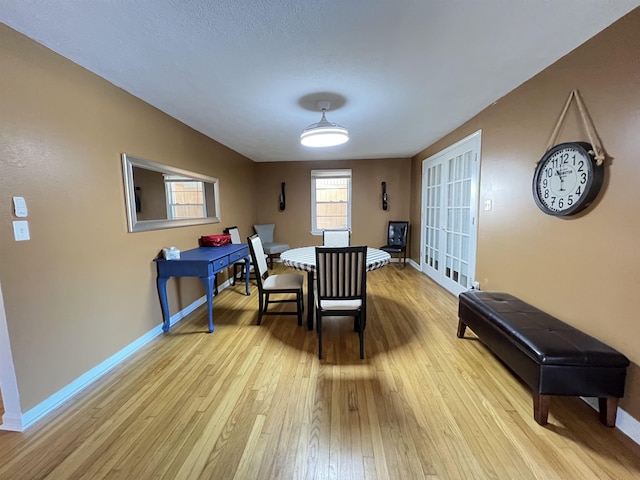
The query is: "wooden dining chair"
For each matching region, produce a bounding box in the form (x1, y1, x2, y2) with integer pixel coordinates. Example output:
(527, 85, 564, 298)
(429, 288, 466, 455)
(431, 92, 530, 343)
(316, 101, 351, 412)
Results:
(225, 226, 258, 285)
(247, 234, 304, 326)
(314, 246, 368, 359)
(322, 229, 351, 247)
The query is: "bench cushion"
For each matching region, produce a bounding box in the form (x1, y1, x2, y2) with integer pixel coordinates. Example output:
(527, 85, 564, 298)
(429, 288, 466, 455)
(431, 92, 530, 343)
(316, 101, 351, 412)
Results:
(459, 291, 629, 368)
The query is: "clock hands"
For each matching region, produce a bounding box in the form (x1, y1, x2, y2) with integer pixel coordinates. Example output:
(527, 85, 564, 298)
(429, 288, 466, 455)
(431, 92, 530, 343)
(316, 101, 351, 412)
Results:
(555, 168, 567, 192)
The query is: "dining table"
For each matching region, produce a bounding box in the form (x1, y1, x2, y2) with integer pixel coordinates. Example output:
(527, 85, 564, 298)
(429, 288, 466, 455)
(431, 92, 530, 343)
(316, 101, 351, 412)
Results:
(280, 246, 391, 330)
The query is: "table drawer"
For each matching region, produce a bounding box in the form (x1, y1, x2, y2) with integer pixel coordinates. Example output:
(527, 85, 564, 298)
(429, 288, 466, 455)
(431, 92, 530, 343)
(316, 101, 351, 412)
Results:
(213, 257, 229, 272)
(157, 260, 212, 277)
(228, 247, 249, 263)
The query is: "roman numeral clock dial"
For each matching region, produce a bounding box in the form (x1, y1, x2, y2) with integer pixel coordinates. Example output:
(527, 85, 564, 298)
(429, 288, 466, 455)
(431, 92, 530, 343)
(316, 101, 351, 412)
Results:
(532, 142, 604, 216)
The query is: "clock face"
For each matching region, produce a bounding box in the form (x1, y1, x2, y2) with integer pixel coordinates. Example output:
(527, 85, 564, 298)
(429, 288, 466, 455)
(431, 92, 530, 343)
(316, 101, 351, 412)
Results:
(532, 142, 604, 216)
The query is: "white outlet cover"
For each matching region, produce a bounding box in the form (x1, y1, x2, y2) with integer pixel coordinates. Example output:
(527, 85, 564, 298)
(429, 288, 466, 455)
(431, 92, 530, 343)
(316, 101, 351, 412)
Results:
(13, 220, 30, 241)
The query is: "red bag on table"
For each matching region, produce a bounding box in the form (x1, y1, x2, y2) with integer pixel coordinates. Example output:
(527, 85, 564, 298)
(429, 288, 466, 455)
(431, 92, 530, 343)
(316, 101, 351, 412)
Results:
(199, 234, 231, 247)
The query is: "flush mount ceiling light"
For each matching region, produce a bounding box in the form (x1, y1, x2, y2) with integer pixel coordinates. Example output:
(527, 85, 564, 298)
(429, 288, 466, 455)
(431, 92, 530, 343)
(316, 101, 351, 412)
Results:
(300, 100, 349, 147)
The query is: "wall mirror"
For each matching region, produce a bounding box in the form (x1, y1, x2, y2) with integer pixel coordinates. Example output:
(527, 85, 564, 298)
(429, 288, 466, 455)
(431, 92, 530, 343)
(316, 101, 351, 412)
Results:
(122, 153, 221, 232)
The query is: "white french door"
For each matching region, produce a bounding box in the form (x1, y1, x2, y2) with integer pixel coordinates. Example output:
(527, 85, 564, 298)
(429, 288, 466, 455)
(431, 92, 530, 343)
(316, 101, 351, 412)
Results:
(421, 131, 481, 296)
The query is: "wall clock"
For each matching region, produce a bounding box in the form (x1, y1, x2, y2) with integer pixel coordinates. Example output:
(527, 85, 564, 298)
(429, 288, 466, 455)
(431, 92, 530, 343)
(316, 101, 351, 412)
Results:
(532, 141, 604, 216)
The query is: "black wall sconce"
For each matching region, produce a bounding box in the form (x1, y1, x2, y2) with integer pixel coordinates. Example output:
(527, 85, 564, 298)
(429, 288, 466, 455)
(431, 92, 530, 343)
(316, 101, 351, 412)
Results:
(381, 181, 388, 211)
(279, 182, 286, 211)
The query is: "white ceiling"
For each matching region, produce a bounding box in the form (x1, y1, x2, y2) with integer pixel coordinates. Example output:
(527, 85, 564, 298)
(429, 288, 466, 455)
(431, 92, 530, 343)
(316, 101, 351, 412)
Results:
(2, 1, 638, 163)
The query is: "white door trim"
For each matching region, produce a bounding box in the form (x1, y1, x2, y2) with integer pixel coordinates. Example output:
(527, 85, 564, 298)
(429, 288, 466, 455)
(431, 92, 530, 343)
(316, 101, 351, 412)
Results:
(0, 278, 23, 431)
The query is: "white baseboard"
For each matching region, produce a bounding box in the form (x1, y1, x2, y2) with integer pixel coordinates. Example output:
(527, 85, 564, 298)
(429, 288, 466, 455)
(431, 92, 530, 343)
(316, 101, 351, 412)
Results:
(0, 412, 23, 432)
(18, 287, 219, 431)
(616, 406, 640, 445)
(581, 397, 640, 445)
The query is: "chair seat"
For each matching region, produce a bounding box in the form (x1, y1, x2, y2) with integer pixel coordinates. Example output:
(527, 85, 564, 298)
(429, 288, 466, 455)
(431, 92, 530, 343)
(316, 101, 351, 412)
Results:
(263, 273, 304, 290)
(263, 242, 290, 255)
(313, 279, 362, 310)
(318, 298, 362, 310)
(380, 245, 404, 253)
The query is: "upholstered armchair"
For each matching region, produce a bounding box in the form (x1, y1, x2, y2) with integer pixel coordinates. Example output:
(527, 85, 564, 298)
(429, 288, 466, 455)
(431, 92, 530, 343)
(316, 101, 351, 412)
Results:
(253, 224, 290, 269)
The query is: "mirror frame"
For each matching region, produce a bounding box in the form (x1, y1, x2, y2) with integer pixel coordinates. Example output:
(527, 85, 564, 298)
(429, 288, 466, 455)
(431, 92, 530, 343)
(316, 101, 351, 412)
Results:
(122, 153, 221, 232)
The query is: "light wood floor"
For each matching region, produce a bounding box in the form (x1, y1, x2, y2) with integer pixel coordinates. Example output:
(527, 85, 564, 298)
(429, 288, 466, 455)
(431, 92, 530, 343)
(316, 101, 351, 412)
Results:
(1, 264, 639, 479)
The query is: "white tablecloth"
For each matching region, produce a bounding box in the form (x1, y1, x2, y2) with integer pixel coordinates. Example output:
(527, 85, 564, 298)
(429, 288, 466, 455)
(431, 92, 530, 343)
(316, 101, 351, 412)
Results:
(281, 246, 390, 272)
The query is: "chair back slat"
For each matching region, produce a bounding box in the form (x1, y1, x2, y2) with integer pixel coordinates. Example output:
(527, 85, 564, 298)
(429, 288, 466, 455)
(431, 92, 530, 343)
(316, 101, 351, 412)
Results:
(316, 246, 367, 300)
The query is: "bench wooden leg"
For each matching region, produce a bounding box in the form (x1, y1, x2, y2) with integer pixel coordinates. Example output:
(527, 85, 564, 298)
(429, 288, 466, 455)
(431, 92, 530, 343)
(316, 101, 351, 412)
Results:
(599, 397, 619, 427)
(533, 393, 550, 425)
(456, 320, 467, 338)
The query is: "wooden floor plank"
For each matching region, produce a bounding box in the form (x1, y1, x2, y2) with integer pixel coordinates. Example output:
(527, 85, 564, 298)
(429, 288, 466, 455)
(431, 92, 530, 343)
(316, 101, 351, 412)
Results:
(1, 264, 639, 479)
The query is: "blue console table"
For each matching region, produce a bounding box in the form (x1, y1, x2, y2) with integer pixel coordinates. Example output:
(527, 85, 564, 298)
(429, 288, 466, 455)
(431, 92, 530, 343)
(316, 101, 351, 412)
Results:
(154, 244, 251, 333)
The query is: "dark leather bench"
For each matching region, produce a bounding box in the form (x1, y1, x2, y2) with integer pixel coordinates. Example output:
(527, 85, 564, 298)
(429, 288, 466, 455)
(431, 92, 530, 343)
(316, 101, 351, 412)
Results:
(457, 291, 629, 427)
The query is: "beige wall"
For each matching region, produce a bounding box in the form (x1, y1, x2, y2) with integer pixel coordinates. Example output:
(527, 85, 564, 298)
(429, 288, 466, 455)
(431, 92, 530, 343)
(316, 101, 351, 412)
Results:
(411, 9, 640, 420)
(0, 24, 257, 412)
(253, 159, 411, 249)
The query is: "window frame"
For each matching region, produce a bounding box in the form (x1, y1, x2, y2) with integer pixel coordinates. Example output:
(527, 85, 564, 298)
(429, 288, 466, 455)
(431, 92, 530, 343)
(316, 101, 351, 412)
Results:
(164, 175, 207, 220)
(310, 169, 352, 235)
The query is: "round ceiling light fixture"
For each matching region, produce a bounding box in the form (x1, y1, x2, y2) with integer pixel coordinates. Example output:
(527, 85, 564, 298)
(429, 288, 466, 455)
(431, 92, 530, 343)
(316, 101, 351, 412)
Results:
(300, 100, 349, 147)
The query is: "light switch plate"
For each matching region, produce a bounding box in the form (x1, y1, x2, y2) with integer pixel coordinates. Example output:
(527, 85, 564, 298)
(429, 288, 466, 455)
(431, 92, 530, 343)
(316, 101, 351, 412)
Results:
(13, 221, 30, 241)
(12, 196, 28, 217)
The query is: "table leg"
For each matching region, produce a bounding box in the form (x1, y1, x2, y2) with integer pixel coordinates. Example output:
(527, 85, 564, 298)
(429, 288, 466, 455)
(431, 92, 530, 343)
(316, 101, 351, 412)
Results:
(307, 270, 314, 330)
(199, 275, 215, 333)
(157, 276, 171, 332)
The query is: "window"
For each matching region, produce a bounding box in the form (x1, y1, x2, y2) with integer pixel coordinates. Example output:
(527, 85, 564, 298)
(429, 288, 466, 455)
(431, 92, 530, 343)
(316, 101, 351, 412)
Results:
(164, 175, 206, 219)
(311, 169, 352, 234)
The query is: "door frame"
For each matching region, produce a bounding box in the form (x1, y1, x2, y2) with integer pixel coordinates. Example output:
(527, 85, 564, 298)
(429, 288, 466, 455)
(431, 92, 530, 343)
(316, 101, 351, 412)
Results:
(0, 278, 23, 431)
